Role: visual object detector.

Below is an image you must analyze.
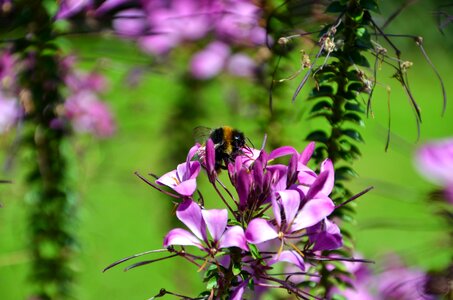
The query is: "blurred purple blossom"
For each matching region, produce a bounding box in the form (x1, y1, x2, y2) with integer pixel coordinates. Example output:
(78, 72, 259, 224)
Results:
(64, 90, 115, 138)
(190, 42, 230, 79)
(0, 92, 20, 134)
(57, 0, 266, 79)
(0, 50, 16, 92)
(333, 254, 433, 300)
(416, 138, 453, 203)
(376, 255, 434, 300)
(226, 53, 256, 77)
(56, 0, 93, 20)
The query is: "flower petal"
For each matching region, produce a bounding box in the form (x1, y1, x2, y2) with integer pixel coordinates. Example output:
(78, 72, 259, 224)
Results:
(292, 195, 335, 231)
(205, 138, 216, 180)
(306, 170, 329, 199)
(269, 146, 298, 160)
(172, 178, 197, 196)
(299, 142, 315, 165)
(319, 159, 335, 196)
(163, 228, 204, 250)
(156, 169, 178, 188)
(245, 218, 278, 244)
(202, 209, 227, 242)
(277, 190, 300, 226)
(219, 226, 249, 251)
(307, 219, 343, 251)
(269, 250, 305, 271)
(236, 168, 251, 210)
(176, 199, 206, 241)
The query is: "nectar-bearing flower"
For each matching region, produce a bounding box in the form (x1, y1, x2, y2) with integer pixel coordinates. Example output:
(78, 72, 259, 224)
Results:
(107, 137, 369, 299)
(163, 199, 248, 252)
(156, 145, 201, 197)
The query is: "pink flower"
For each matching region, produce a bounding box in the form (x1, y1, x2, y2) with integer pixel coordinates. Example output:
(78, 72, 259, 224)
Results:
(112, 9, 148, 37)
(56, 0, 93, 19)
(65, 91, 115, 138)
(163, 199, 248, 252)
(416, 138, 453, 203)
(226, 53, 256, 77)
(190, 42, 230, 79)
(0, 92, 19, 134)
(156, 160, 201, 196)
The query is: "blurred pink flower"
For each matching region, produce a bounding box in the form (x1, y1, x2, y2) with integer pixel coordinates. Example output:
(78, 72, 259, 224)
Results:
(56, 0, 93, 19)
(190, 42, 230, 79)
(0, 50, 15, 89)
(0, 92, 19, 134)
(416, 138, 453, 203)
(227, 53, 256, 77)
(112, 9, 148, 37)
(215, 0, 264, 45)
(65, 91, 115, 138)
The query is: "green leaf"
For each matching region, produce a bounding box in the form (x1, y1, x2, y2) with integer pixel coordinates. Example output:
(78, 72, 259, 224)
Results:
(248, 244, 261, 260)
(325, 1, 346, 13)
(350, 51, 370, 67)
(347, 82, 364, 93)
(341, 129, 364, 143)
(306, 130, 329, 143)
(335, 166, 359, 180)
(361, 0, 380, 13)
(345, 102, 365, 113)
(343, 112, 365, 126)
(350, 144, 362, 157)
(232, 262, 241, 276)
(311, 100, 333, 113)
(206, 276, 218, 290)
(309, 85, 335, 98)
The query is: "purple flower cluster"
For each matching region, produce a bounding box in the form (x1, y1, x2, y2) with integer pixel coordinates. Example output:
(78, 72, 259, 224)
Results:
(57, 0, 265, 79)
(416, 138, 453, 204)
(0, 49, 20, 134)
(52, 56, 116, 138)
(334, 254, 433, 300)
(114, 139, 352, 298)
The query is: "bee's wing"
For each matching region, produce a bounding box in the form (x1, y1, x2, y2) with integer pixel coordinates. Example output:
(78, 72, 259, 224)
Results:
(193, 126, 212, 144)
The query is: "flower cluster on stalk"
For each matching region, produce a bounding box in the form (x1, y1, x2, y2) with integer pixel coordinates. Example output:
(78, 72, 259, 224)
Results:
(56, 0, 266, 80)
(105, 138, 372, 299)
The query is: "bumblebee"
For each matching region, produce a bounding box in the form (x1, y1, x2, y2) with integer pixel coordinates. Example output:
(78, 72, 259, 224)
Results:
(194, 126, 246, 170)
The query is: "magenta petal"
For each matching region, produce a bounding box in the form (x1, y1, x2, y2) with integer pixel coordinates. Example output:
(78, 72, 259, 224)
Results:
(176, 200, 206, 241)
(237, 168, 251, 209)
(230, 280, 248, 300)
(163, 228, 204, 249)
(201, 209, 227, 242)
(95, 0, 130, 15)
(306, 170, 329, 199)
(219, 226, 249, 251)
(245, 218, 278, 244)
(173, 178, 197, 196)
(299, 142, 315, 165)
(156, 169, 178, 187)
(297, 165, 317, 185)
(292, 196, 335, 230)
(320, 159, 335, 196)
(271, 196, 281, 227)
(277, 190, 300, 225)
(269, 250, 305, 271)
(416, 139, 453, 184)
(205, 138, 216, 175)
(308, 219, 343, 251)
(269, 146, 298, 160)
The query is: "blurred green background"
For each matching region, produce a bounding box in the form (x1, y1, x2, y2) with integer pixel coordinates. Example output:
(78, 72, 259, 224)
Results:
(1, 1, 453, 299)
